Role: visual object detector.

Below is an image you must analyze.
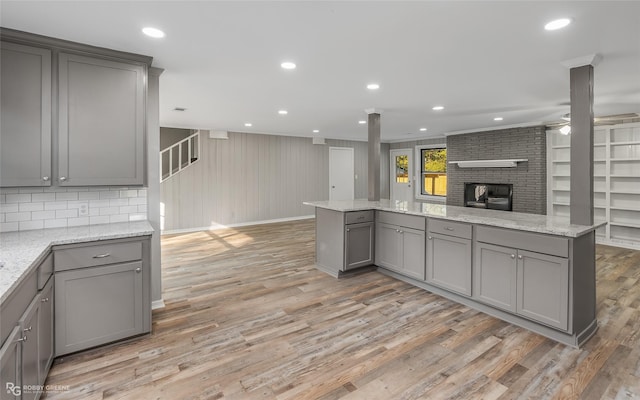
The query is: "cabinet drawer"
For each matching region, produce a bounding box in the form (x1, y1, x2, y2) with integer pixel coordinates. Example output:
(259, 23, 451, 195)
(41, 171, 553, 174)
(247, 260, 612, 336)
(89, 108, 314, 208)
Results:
(55, 240, 142, 272)
(376, 211, 425, 231)
(476, 226, 568, 258)
(345, 210, 374, 224)
(428, 218, 472, 239)
(38, 252, 53, 290)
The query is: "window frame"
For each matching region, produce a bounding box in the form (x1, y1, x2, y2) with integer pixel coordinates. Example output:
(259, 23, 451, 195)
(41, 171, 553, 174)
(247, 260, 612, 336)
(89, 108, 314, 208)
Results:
(415, 144, 447, 202)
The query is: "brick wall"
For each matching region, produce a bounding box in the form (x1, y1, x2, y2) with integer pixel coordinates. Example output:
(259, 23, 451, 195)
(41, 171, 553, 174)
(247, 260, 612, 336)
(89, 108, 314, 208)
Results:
(446, 126, 546, 214)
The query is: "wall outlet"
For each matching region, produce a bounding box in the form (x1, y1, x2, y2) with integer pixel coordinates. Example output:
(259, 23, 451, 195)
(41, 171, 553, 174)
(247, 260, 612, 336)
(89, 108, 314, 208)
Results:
(78, 202, 89, 216)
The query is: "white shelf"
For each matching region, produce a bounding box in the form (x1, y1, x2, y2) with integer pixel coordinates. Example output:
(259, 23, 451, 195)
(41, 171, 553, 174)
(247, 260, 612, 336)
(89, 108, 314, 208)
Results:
(611, 158, 640, 162)
(449, 159, 527, 168)
(610, 221, 640, 229)
(610, 141, 640, 146)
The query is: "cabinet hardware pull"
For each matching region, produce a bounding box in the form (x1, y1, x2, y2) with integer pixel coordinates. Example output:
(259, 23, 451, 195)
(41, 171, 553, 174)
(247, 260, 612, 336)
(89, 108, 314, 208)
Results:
(510, 254, 516, 259)
(93, 253, 111, 258)
(346, 228, 350, 232)
(445, 227, 454, 231)
(428, 236, 432, 240)
(59, 176, 67, 182)
(518, 255, 523, 259)
(17, 335, 28, 343)
(399, 230, 404, 234)
(41, 298, 49, 302)
(135, 268, 142, 273)
(43, 176, 50, 181)
(23, 326, 32, 332)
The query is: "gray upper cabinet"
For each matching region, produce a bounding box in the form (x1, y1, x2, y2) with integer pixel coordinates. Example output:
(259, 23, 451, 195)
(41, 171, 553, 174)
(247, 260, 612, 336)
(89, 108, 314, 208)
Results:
(58, 53, 145, 186)
(0, 42, 52, 187)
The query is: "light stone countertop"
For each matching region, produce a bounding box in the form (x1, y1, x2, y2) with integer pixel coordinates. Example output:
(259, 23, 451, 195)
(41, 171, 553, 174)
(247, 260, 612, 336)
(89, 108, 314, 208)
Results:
(0, 221, 154, 304)
(303, 199, 605, 238)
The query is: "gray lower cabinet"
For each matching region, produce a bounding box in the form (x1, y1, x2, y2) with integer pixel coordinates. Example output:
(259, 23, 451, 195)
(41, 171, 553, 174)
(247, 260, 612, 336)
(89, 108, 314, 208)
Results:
(474, 242, 569, 330)
(0, 326, 22, 400)
(37, 280, 54, 387)
(375, 222, 425, 281)
(0, 41, 52, 187)
(344, 222, 374, 270)
(54, 237, 150, 356)
(426, 232, 472, 296)
(58, 53, 145, 186)
(19, 292, 40, 400)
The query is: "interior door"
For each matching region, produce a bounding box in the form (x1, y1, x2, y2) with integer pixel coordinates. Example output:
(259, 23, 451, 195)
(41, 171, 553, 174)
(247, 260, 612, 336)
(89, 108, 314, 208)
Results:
(390, 149, 413, 201)
(329, 147, 354, 201)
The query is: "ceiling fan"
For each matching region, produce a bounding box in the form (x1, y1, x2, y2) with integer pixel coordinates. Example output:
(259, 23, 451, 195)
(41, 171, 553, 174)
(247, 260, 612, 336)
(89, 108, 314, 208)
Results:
(547, 113, 639, 135)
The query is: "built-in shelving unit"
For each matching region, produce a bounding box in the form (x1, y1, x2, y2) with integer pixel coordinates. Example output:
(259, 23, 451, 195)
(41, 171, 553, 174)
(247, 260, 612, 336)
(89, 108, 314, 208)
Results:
(547, 122, 640, 249)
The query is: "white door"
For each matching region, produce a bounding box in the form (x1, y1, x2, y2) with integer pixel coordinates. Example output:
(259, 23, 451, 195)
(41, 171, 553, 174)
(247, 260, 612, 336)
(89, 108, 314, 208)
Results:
(329, 147, 354, 201)
(390, 148, 413, 201)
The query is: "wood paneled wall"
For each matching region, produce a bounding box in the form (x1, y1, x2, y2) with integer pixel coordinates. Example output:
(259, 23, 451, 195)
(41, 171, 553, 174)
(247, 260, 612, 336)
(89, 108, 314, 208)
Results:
(160, 131, 385, 232)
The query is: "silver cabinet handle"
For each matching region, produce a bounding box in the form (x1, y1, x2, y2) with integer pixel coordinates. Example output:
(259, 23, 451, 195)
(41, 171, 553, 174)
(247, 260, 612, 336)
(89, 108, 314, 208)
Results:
(399, 230, 403, 234)
(346, 228, 351, 232)
(23, 326, 32, 332)
(59, 176, 67, 182)
(17, 335, 28, 343)
(41, 297, 49, 302)
(510, 254, 516, 259)
(93, 253, 111, 259)
(518, 255, 523, 259)
(428, 236, 433, 240)
(135, 268, 141, 273)
(445, 227, 454, 231)
(43, 176, 50, 181)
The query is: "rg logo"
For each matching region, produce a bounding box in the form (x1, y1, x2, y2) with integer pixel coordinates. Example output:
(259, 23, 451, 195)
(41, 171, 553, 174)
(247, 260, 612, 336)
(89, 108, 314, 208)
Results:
(5, 382, 21, 396)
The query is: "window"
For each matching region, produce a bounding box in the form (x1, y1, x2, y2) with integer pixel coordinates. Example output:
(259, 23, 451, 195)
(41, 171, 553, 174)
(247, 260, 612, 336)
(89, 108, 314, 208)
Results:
(417, 145, 447, 198)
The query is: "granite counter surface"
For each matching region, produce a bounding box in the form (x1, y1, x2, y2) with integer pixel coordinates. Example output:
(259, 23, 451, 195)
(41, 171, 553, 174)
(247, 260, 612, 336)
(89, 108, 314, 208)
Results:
(303, 199, 605, 238)
(0, 221, 154, 303)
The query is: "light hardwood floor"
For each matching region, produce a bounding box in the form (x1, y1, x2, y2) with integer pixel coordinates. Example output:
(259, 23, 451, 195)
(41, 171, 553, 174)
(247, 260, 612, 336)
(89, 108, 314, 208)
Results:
(42, 219, 640, 399)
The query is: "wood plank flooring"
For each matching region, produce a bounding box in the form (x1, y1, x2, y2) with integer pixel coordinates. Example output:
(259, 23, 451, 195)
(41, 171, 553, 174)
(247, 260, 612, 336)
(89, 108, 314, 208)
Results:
(42, 219, 640, 399)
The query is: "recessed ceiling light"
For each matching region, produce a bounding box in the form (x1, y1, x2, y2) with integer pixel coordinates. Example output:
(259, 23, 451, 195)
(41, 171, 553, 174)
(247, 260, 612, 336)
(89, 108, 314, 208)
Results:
(367, 83, 380, 90)
(281, 61, 296, 70)
(419, 128, 427, 132)
(244, 123, 252, 127)
(142, 27, 165, 38)
(545, 18, 571, 31)
(494, 117, 504, 121)
(313, 129, 319, 133)
(432, 106, 444, 111)
(358, 120, 367, 125)
(278, 110, 288, 115)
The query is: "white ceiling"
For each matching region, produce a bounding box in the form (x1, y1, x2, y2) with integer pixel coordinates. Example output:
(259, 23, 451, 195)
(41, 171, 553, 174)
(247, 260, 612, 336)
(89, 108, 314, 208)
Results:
(2, 1, 639, 142)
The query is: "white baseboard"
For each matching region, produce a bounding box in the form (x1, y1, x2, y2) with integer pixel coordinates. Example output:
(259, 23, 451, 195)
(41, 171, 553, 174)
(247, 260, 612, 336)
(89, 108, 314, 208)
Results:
(161, 214, 315, 235)
(151, 299, 166, 310)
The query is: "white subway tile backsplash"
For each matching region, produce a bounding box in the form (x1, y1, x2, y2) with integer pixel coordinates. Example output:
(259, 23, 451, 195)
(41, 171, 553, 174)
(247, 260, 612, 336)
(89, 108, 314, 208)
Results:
(20, 220, 44, 230)
(31, 193, 56, 202)
(56, 209, 78, 218)
(44, 219, 68, 229)
(90, 216, 110, 225)
(67, 217, 89, 227)
(6, 194, 32, 203)
(6, 212, 32, 222)
(78, 192, 100, 200)
(1, 222, 19, 232)
(56, 192, 79, 201)
(0, 185, 148, 232)
(44, 202, 68, 211)
(32, 211, 56, 220)
(19, 202, 44, 212)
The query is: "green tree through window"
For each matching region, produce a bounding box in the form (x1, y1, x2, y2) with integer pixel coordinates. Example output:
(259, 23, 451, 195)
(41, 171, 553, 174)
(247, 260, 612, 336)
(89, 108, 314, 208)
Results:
(421, 148, 447, 196)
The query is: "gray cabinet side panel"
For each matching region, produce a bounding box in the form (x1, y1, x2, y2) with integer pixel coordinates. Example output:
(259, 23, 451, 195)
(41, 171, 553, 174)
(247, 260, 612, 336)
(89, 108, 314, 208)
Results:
(571, 232, 597, 333)
(0, 42, 51, 187)
(315, 208, 344, 273)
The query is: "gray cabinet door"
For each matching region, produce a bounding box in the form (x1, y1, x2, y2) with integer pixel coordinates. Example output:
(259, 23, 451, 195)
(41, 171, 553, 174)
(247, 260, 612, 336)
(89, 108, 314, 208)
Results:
(38, 278, 54, 382)
(401, 227, 426, 281)
(0, 42, 51, 187)
(474, 242, 517, 312)
(58, 53, 145, 186)
(344, 222, 374, 270)
(0, 326, 21, 400)
(55, 261, 144, 356)
(517, 250, 569, 330)
(375, 223, 401, 272)
(427, 233, 471, 295)
(18, 295, 40, 400)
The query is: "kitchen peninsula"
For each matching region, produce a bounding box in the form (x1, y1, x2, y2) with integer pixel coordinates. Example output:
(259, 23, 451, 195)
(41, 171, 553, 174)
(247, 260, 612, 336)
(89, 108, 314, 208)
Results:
(304, 199, 605, 348)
